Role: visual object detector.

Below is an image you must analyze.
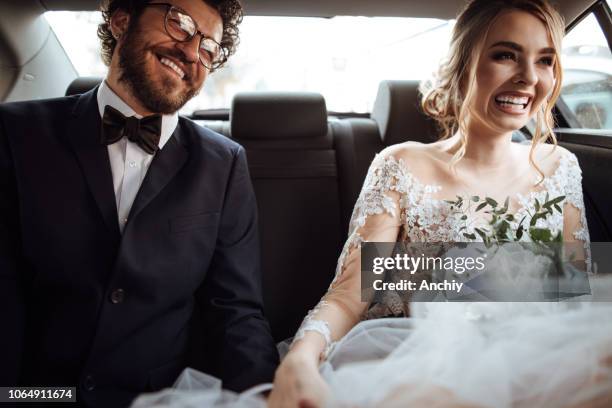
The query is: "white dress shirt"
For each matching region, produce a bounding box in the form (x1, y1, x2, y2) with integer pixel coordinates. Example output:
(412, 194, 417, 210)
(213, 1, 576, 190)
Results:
(97, 81, 179, 233)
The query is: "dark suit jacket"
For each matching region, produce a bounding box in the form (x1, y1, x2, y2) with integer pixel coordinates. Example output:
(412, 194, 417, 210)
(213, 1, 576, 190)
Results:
(0, 88, 279, 407)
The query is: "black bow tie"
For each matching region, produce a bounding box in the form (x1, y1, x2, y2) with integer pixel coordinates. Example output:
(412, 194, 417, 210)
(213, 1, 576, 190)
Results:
(101, 105, 162, 155)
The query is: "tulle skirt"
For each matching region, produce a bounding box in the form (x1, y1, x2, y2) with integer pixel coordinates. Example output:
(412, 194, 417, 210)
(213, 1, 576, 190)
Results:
(131, 279, 612, 408)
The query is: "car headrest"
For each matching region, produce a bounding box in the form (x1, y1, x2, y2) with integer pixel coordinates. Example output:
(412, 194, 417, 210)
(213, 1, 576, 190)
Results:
(231, 92, 328, 140)
(371, 80, 438, 145)
(66, 77, 103, 96)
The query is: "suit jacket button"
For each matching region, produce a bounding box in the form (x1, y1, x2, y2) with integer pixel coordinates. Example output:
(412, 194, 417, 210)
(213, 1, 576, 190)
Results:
(110, 288, 125, 304)
(82, 375, 96, 391)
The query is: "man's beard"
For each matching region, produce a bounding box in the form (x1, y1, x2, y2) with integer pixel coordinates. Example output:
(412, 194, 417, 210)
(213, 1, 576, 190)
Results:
(117, 27, 200, 114)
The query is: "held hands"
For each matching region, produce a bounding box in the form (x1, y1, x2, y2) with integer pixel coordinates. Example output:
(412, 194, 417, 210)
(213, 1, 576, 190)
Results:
(268, 350, 331, 408)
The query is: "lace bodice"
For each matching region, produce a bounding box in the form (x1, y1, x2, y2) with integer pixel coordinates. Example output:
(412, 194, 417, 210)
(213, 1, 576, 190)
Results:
(352, 151, 588, 243)
(293, 145, 591, 360)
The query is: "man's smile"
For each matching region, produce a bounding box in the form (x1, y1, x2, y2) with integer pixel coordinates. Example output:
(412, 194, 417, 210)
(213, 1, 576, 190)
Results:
(156, 54, 187, 80)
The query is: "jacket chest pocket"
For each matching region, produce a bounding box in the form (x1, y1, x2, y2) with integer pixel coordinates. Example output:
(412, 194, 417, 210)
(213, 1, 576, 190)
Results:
(169, 212, 220, 234)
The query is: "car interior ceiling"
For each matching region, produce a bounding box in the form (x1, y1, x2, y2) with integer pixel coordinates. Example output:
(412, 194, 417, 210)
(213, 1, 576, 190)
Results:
(36, 0, 597, 19)
(2, 0, 611, 341)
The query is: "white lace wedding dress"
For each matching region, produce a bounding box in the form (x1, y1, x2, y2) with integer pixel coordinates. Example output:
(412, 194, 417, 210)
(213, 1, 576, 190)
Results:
(132, 146, 612, 408)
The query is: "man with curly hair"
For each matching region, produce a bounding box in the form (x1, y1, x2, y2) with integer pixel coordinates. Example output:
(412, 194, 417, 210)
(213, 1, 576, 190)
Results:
(0, 0, 279, 406)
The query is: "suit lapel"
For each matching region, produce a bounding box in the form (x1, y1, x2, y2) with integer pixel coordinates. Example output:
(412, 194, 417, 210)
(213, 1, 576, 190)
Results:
(66, 87, 120, 238)
(128, 124, 188, 222)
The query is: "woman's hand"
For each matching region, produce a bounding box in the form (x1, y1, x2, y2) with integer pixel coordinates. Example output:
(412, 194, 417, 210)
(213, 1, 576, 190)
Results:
(268, 350, 330, 408)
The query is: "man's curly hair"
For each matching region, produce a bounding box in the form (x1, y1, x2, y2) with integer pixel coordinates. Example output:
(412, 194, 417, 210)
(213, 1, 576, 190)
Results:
(97, 0, 243, 68)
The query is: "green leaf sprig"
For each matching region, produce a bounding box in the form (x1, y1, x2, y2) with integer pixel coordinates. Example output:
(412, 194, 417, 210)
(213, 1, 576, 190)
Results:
(445, 193, 566, 246)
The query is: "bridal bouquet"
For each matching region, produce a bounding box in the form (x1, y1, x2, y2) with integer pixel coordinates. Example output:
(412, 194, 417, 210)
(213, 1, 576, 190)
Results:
(441, 194, 590, 300)
(445, 193, 565, 245)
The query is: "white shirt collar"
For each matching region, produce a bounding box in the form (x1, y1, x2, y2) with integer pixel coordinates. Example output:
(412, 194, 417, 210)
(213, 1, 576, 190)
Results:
(96, 80, 179, 151)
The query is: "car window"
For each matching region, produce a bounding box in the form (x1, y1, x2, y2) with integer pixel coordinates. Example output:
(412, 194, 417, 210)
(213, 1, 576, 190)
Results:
(559, 12, 612, 130)
(44, 12, 454, 115)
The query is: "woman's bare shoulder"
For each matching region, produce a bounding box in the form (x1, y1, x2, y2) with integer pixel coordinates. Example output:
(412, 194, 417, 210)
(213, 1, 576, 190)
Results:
(379, 141, 441, 164)
(515, 142, 575, 176)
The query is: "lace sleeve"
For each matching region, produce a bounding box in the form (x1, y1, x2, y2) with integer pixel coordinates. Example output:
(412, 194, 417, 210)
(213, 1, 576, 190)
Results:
(292, 152, 409, 359)
(561, 152, 592, 273)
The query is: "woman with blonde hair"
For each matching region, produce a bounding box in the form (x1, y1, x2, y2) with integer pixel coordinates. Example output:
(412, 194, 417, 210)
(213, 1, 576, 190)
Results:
(269, 0, 612, 406)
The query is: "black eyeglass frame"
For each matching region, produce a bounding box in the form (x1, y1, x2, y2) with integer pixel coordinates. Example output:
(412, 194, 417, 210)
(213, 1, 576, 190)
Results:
(146, 2, 227, 71)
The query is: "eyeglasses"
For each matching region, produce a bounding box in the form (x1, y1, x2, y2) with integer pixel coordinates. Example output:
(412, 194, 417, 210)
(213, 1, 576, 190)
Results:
(146, 2, 226, 71)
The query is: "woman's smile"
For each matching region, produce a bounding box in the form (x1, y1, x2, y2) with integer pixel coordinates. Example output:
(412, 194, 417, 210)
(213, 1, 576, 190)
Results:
(493, 91, 533, 115)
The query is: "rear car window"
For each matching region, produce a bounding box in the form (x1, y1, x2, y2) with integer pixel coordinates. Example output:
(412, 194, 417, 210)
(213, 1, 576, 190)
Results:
(45, 12, 454, 115)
